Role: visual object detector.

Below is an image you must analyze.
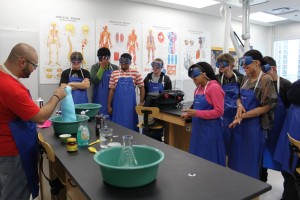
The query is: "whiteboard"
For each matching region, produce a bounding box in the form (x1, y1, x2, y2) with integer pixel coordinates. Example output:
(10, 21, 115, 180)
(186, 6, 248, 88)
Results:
(0, 29, 39, 103)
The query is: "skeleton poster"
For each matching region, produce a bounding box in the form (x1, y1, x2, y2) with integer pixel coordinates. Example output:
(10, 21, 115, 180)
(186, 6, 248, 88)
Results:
(39, 14, 95, 84)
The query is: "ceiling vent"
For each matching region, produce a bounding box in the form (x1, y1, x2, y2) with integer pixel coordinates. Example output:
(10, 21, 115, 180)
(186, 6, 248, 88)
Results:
(267, 7, 298, 15)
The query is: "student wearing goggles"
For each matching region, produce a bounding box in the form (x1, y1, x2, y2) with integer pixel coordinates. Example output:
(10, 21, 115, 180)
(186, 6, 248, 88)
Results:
(182, 62, 226, 166)
(91, 47, 118, 118)
(215, 60, 229, 68)
(59, 51, 91, 104)
(97, 55, 110, 62)
(71, 57, 83, 64)
(228, 50, 277, 180)
(108, 53, 145, 132)
(119, 57, 131, 65)
(151, 61, 163, 69)
(215, 53, 244, 157)
(143, 58, 172, 141)
(238, 56, 254, 68)
(262, 56, 292, 187)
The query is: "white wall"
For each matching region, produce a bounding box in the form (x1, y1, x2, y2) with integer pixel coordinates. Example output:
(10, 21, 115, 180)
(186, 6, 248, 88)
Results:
(273, 22, 300, 40)
(0, 0, 272, 102)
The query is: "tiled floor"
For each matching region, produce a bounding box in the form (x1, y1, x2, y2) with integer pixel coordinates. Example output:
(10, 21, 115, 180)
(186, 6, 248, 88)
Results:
(260, 169, 284, 200)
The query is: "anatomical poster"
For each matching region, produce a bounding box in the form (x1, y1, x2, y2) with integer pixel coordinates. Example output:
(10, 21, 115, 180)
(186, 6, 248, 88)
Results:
(179, 29, 210, 79)
(96, 18, 142, 71)
(142, 24, 180, 79)
(39, 14, 95, 84)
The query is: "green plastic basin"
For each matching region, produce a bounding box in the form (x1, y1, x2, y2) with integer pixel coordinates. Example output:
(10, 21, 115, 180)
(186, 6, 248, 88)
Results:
(49, 114, 89, 135)
(94, 145, 164, 188)
(74, 103, 101, 118)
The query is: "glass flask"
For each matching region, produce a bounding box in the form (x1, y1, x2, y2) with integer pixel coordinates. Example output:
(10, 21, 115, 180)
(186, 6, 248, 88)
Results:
(117, 135, 138, 167)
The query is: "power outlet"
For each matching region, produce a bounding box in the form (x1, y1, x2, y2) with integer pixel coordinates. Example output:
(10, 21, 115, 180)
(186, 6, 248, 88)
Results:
(186, 125, 191, 132)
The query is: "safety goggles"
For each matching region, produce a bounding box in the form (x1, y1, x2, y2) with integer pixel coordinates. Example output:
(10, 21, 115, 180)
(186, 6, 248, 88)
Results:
(216, 60, 229, 68)
(98, 55, 110, 61)
(71, 58, 83, 64)
(188, 67, 202, 78)
(151, 61, 163, 69)
(119, 57, 131, 65)
(239, 56, 253, 67)
(262, 64, 271, 73)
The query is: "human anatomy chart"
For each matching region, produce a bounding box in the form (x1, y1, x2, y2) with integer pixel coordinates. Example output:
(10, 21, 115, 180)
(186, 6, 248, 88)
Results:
(179, 29, 211, 79)
(39, 15, 95, 84)
(142, 24, 179, 79)
(39, 15, 216, 84)
(96, 18, 142, 71)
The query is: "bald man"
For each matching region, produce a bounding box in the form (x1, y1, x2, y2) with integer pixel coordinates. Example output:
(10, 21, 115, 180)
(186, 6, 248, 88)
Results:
(0, 43, 66, 199)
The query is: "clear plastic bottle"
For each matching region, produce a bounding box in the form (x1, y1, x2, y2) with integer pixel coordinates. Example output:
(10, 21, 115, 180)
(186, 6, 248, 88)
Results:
(117, 135, 138, 167)
(77, 111, 90, 146)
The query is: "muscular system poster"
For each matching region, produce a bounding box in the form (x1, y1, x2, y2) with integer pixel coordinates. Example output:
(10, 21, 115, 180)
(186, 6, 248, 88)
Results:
(96, 18, 142, 71)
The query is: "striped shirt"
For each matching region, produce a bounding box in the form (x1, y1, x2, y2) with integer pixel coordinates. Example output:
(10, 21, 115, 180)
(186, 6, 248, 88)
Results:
(109, 68, 144, 89)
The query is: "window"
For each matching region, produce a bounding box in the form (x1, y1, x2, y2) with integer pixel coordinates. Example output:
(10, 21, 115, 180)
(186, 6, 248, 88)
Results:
(273, 39, 300, 82)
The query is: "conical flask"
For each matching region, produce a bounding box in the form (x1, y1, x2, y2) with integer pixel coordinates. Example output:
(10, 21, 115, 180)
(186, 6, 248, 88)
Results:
(117, 135, 138, 167)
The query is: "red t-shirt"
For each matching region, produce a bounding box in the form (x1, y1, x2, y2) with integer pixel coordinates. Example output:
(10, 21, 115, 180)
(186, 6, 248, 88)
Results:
(0, 70, 40, 156)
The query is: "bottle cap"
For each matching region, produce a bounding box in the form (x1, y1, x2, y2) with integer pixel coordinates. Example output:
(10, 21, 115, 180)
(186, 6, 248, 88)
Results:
(67, 138, 76, 143)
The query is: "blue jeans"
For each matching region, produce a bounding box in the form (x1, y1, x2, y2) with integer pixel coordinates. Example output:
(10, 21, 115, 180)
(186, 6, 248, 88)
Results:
(0, 156, 30, 200)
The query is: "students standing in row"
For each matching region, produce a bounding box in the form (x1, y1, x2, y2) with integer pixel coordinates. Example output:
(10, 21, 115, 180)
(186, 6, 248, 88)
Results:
(260, 56, 292, 182)
(143, 58, 172, 141)
(91, 47, 118, 117)
(229, 50, 278, 179)
(181, 62, 225, 166)
(274, 78, 300, 200)
(215, 53, 244, 155)
(59, 52, 90, 104)
(108, 53, 145, 132)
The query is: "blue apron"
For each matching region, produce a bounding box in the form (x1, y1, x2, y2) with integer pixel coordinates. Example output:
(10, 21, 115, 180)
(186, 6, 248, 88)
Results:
(9, 119, 39, 198)
(221, 73, 239, 154)
(274, 104, 300, 173)
(263, 78, 285, 170)
(93, 66, 112, 119)
(189, 84, 225, 166)
(147, 76, 164, 93)
(228, 73, 265, 179)
(112, 75, 139, 132)
(69, 68, 88, 104)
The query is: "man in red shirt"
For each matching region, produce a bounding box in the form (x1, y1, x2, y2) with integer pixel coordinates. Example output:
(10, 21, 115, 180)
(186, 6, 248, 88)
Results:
(0, 43, 66, 200)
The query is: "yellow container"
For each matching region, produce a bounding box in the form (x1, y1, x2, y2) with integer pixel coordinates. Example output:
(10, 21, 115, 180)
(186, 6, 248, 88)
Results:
(67, 138, 78, 152)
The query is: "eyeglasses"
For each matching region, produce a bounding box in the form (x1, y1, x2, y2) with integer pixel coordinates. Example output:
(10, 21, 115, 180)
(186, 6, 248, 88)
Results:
(151, 61, 163, 69)
(25, 59, 38, 69)
(239, 56, 254, 68)
(216, 60, 229, 68)
(98, 55, 110, 61)
(71, 58, 83, 64)
(119, 57, 131, 65)
(188, 67, 202, 78)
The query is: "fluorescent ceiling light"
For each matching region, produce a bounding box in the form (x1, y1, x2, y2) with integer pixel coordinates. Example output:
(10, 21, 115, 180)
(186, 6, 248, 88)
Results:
(158, 0, 220, 9)
(239, 12, 287, 23)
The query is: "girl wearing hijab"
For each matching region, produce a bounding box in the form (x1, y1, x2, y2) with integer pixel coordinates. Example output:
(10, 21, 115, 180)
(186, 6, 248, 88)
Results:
(181, 62, 225, 166)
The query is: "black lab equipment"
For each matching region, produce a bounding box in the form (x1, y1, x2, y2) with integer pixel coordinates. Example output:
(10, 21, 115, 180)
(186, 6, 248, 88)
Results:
(144, 90, 185, 110)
